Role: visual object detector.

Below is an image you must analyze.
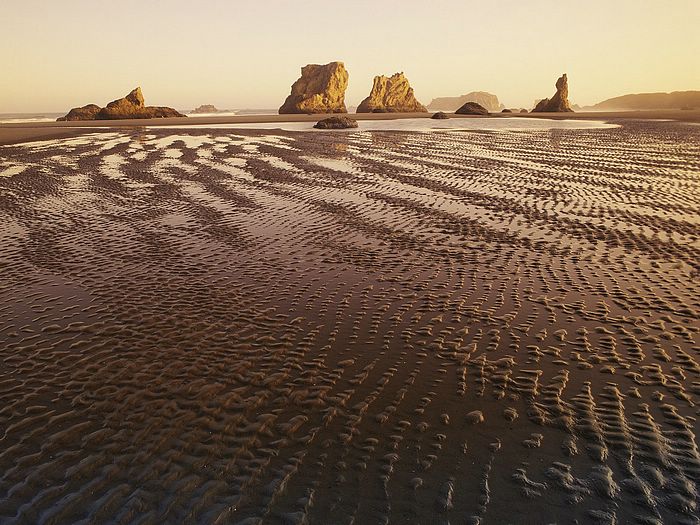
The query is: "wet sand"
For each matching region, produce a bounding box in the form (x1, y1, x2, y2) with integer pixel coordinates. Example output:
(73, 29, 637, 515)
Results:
(0, 121, 698, 524)
(0, 109, 699, 146)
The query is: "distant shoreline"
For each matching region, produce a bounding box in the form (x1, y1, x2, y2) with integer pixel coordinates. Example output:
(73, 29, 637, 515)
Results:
(1, 109, 698, 146)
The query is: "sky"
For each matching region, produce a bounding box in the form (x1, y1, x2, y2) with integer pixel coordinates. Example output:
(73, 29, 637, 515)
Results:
(1, 0, 699, 113)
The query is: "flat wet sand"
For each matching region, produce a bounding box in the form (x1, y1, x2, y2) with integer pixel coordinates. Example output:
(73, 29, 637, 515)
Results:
(0, 121, 698, 524)
(1, 109, 699, 146)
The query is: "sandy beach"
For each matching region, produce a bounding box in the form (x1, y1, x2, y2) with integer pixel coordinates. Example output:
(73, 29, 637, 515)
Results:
(4, 0, 699, 521)
(0, 117, 698, 523)
(1, 109, 699, 146)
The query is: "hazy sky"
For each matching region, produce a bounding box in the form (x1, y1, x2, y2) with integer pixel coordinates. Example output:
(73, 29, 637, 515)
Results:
(1, 0, 699, 112)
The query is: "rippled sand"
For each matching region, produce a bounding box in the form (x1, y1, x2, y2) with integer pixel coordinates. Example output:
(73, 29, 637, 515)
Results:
(0, 121, 698, 524)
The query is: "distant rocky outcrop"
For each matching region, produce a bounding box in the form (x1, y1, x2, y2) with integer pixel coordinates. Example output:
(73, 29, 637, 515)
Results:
(57, 104, 101, 121)
(428, 91, 504, 112)
(588, 91, 700, 111)
(57, 87, 184, 121)
(356, 73, 427, 113)
(279, 62, 348, 114)
(431, 112, 449, 119)
(313, 116, 358, 129)
(455, 102, 489, 115)
(96, 88, 184, 119)
(191, 104, 220, 114)
(532, 74, 573, 112)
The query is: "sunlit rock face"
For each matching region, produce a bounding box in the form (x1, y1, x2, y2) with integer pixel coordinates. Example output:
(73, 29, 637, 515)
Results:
(356, 72, 427, 113)
(532, 74, 573, 112)
(96, 88, 184, 119)
(57, 87, 184, 121)
(279, 62, 349, 114)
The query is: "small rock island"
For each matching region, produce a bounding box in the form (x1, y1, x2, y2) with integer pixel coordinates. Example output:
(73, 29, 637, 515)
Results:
(532, 74, 574, 112)
(356, 73, 427, 113)
(279, 62, 349, 114)
(191, 104, 221, 114)
(57, 87, 184, 121)
(428, 91, 504, 112)
(455, 102, 489, 115)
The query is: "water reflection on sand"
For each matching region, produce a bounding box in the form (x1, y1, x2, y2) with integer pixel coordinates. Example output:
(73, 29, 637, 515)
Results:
(156, 116, 619, 133)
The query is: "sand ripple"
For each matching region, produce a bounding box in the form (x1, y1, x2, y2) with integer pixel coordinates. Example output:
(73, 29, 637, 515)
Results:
(0, 121, 698, 523)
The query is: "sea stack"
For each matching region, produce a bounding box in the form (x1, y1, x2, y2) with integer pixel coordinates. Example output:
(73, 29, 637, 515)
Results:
(356, 73, 427, 113)
(532, 74, 573, 112)
(57, 87, 184, 121)
(279, 62, 349, 114)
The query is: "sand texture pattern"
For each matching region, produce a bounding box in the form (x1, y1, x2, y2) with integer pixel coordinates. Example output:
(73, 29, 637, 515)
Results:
(0, 121, 699, 524)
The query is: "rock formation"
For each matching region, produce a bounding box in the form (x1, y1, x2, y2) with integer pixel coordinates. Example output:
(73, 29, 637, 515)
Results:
(56, 104, 101, 121)
(191, 104, 220, 114)
(96, 88, 184, 119)
(57, 87, 184, 121)
(431, 112, 449, 119)
(356, 73, 427, 113)
(455, 102, 489, 115)
(313, 116, 358, 129)
(532, 74, 573, 112)
(95, 87, 143, 119)
(279, 62, 348, 114)
(428, 91, 504, 112)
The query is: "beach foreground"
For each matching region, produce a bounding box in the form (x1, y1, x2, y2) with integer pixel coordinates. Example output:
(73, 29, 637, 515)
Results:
(0, 121, 698, 523)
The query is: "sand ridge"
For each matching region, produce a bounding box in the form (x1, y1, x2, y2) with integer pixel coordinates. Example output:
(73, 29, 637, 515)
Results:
(0, 121, 698, 523)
